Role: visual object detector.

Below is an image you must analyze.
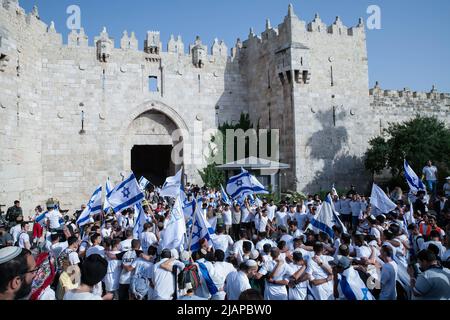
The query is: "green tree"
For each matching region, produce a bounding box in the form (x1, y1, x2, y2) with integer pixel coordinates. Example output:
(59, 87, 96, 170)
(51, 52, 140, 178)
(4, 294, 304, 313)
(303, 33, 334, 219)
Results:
(364, 116, 450, 188)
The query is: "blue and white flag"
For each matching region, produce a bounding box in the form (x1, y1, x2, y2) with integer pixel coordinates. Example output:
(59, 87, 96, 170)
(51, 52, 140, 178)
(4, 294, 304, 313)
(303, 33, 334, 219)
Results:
(190, 200, 215, 251)
(370, 184, 397, 214)
(77, 185, 103, 227)
(339, 267, 375, 300)
(159, 168, 182, 198)
(306, 201, 338, 238)
(181, 188, 196, 225)
(103, 178, 114, 214)
(133, 201, 147, 239)
(35, 211, 48, 226)
(325, 193, 347, 234)
(220, 185, 232, 206)
(160, 195, 187, 250)
(138, 176, 150, 191)
(226, 168, 268, 199)
(404, 160, 426, 194)
(107, 173, 144, 213)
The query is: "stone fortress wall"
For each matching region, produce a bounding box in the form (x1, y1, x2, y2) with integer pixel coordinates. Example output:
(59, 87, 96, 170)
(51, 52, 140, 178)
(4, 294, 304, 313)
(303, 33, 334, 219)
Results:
(0, 1, 449, 215)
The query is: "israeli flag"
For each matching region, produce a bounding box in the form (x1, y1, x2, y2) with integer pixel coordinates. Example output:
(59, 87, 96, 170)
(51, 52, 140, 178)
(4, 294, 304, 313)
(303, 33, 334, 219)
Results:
(159, 168, 182, 198)
(220, 185, 232, 206)
(306, 201, 337, 238)
(103, 178, 114, 214)
(370, 184, 397, 214)
(181, 188, 196, 224)
(35, 211, 48, 226)
(226, 168, 268, 199)
(190, 200, 215, 251)
(404, 160, 426, 194)
(325, 193, 347, 234)
(160, 195, 187, 250)
(338, 267, 375, 300)
(133, 201, 147, 239)
(107, 173, 144, 213)
(77, 185, 103, 227)
(138, 176, 150, 191)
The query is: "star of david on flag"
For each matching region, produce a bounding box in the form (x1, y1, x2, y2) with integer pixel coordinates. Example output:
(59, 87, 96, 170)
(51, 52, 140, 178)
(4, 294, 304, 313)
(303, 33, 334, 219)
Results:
(77, 185, 102, 227)
(106, 173, 144, 213)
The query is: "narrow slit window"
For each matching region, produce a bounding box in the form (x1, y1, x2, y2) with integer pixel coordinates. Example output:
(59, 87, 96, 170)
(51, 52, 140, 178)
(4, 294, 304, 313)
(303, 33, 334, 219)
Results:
(148, 76, 158, 92)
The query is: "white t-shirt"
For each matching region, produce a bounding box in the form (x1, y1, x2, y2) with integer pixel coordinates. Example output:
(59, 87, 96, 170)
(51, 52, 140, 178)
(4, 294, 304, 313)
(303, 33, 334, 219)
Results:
(63, 290, 102, 300)
(86, 245, 105, 258)
(287, 263, 308, 300)
(17, 232, 29, 248)
(132, 258, 154, 299)
(222, 209, 232, 226)
(422, 166, 437, 181)
(212, 234, 234, 256)
(11, 224, 21, 244)
(306, 255, 334, 300)
(50, 241, 68, 259)
(421, 241, 446, 258)
(241, 207, 252, 223)
(119, 238, 133, 252)
(379, 260, 398, 300)
(225, 271, 251, 300)
(294, 212, 308, 231)
(46, 210, 62, 229)
(258, 215, 269, 233)
(267, 205, 277, 221)
(349, 201, 362, 217)
(213, 261, 236, 290)
(151, 258, 184, 300)
(276, 211, 288, 228)
(119, 250, 137, 285)
(104, 250, 122, 292)
(355, 245, 372, 260)
(140, 232, 157, 254)
(101, 228, 112, 239)
(233, 240, 255, 262)
(259, 260, 292, 300)
(256, 238, 277, 252)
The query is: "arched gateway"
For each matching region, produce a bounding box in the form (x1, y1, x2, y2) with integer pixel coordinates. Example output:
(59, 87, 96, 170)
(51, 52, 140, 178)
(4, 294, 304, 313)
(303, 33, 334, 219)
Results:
(122, 101, 189, 186)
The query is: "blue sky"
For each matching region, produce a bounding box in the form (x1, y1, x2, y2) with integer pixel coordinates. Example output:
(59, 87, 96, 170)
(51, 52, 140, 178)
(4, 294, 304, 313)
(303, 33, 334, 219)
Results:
(21, 0, 450, 92)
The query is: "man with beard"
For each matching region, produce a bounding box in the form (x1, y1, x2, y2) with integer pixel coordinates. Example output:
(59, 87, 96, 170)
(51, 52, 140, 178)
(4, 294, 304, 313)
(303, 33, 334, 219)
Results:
(0, 247, 37, 300)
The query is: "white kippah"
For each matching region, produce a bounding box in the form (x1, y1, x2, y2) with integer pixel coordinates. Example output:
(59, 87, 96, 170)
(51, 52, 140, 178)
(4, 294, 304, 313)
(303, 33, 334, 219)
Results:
(245, 259, 257, 267)
(0, 247, 22, 265)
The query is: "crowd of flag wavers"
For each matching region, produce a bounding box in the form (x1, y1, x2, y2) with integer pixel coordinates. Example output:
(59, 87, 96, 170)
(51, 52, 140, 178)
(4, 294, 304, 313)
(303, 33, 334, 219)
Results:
(0, 160, 449, 301)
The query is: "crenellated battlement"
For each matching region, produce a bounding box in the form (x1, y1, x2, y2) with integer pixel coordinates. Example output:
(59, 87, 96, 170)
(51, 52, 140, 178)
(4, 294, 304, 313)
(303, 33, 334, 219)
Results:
(370, 81, 450, 101)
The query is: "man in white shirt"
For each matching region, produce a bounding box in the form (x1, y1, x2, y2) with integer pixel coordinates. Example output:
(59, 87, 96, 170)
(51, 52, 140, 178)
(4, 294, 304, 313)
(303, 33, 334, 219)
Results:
(256, 247, 292, 300)
(306, 242, 334, 300)
(212, 225, 234, 257)
(287, 251, 310, 300)
(49, 233, 68, 259)
(256, 232, 277, 252)
(46, 205, 63, 232)
(275, 206, 289, 229)
(267, 201, 277, 222)
(139, 223, 158, 254)
(104, 238, 122, 299)
(379, 245, 398, 300)
(422, 160, 438, 196)
(86, 233, 105, 258)
(119, 229, 134, 252)
(222, 205, 232, 235)
(117, 239, 141, 300)
(213, 250, 236, 300)
(17, 222, 31, 250)
(233, 230, 255, 263)
(151, 249, 184, 300)
(224, 259, 258, 300)
(101, 221, 113, 239)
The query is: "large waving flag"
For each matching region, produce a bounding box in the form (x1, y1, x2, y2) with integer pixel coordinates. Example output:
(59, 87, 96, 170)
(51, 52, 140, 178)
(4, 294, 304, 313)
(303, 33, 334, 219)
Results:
(325, 193, 347, 234)
(339, 266, 375, 300)
(190, 200, 215, 251)
(133, 201, 147, 239)
(103, 178, 114, 214)
(306, 201, 339, 238)
(180, 188, 196, 224)
(160, 195, 186, 250)
(159, 168, 182, 198)
(370, 184, 397, 214)
(220, 185, 232, 206)
(77, 185, 103, 227)
(226, 168, 268, 199)
(107, 173, 144, 213)
(404, 160, 426, 194)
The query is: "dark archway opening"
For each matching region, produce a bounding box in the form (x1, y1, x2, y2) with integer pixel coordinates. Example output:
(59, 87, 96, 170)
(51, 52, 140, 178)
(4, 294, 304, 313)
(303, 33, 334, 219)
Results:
(131, 145, 173, 186)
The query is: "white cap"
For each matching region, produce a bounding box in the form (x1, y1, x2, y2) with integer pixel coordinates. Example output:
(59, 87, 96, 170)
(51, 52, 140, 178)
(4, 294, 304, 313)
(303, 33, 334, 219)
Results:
(0, 247, 22, 265)
(245, 259, 258, 267)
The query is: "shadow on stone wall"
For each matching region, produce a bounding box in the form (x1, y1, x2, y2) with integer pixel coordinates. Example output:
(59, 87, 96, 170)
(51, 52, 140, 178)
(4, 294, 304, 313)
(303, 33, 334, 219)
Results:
(303, 109, 371, 195)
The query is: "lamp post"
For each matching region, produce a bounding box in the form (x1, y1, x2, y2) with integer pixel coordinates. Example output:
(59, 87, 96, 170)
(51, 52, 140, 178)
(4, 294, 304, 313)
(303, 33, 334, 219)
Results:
(79, 110, 85, 134)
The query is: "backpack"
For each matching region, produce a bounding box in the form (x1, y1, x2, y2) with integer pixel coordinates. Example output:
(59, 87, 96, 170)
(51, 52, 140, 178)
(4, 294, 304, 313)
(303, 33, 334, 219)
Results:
(56, 248, 71, 272)
(177, 264, 200, 291)
(14, 231, 26, 247)
(130, 268, 150, 300)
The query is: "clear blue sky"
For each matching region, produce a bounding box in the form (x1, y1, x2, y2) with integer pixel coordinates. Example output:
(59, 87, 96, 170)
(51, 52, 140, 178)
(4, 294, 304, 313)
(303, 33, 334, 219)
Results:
(21, 0, 450, 92)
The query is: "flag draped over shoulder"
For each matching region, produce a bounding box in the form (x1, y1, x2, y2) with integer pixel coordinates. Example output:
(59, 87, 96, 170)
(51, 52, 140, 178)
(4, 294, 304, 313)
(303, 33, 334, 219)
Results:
(370, 184, 397, 214)
(339, 267, 375, 300)
(106, 173, 144, 213)
(159, 169, 182, 198)
(404, 160, 426, 194)
(307, 201, 338, 238)
(160, 195, 186, 250)
(226, 168, 268, 199)
(325, 193, 347, 234)
(77, 185, 102, 227)
(190, 200, 215, 251)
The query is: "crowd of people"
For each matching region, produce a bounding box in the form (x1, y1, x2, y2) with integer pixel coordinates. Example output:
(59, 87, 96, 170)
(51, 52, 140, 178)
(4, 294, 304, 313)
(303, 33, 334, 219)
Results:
(0, 174, 449, 301)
